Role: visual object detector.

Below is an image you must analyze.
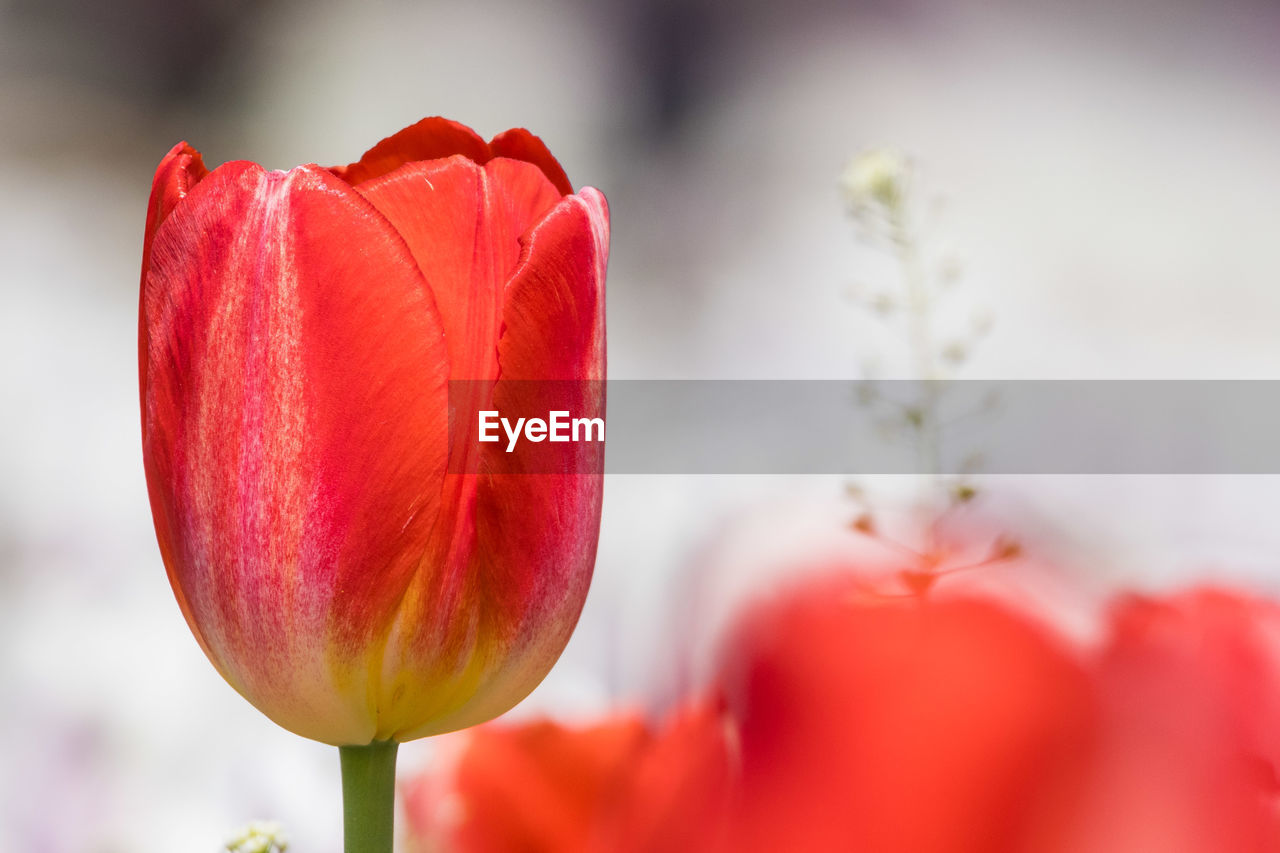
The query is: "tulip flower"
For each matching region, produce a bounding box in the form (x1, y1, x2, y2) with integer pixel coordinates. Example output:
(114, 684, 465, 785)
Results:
(139, 117, 607, 852)
(1060, 588, 1280, 852)
(402, 702, 735, 853)
(399, 564, 1280, 853)
(717, 578, 1097, 853)
(402, 574, 1098, 853)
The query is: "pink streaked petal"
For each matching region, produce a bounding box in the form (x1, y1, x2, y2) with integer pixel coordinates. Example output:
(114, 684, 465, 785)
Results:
(142, 162, 450, 745)
(138, 142, 212, 406)
(142, 142, 210, 260)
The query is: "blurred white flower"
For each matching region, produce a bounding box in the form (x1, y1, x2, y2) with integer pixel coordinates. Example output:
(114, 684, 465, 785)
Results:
(840, 148, 908, 212)
(224, 821, 288, 853)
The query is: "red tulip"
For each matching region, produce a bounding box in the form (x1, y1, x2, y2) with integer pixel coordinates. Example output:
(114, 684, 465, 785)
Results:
(396, 565, 1280, 852)
(1102, 587, 1280, 789)
(407, 716, 651, 852)
(715, 578, 1280, 853)
(1048, 588, 1280, 853)
(402, 702, 735, 853)
(717, 578, 1096, 853)
(139, 117, 608, 745)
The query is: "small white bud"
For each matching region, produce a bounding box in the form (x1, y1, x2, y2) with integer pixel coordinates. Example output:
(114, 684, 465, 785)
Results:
(840, 149, 909, 212)
(941, 341, 967, 364)
(225, 821, 288, 853)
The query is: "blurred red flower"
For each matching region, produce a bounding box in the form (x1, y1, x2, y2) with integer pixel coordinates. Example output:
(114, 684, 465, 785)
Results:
(717, 580, 1095, 853)
(403, 702, 734, 852)
(402, 576, 1280, 852)
(1045, 588, 1280, 853)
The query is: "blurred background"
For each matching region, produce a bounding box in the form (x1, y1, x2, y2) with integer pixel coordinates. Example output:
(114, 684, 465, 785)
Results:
(4, 0, 1280, 849)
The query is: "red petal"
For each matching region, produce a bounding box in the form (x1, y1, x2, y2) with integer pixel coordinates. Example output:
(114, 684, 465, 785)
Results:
(719, 584, 1095, 853)
(448, 719, 650, 852)
(141, 162, 450, 744)
(139, 142, 209, 406)
(142, 142, 210, 262)
(359, 179, 606, 740)
(1080, 589, 1280, 849)
(478, 186, 609, 634)
(401, 704, 732, 852)
(603, 702, 736, 850)
(1105, 587, 1280, 767)
(355, 156, 564, 383)
(353, 156, 579, 738)
(490, 128, 574, 196)
(333, 117, 575, 197)
(334, 116, 490, 186)
(496, 187, 608, 381)
(429, 187, 608, 728)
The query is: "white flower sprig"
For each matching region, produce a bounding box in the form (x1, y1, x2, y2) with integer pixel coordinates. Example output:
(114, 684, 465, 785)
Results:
(224, 821, 289, 853)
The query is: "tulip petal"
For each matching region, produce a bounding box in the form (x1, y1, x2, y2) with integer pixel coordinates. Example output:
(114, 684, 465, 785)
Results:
(497, 188, 609, 382)
(462, 189, 609, 727)
(449, 718, 651, 852)
(489, 128, 574, 196)
(333, 116, 491, 187)
(335, 117, 575, 197)
(142, 162, 450, 745)
(380, 188, 609, 740)
(719, 585, 1095, 853)
(141, 142, 210, 270)
(353, 156, 562, 384)
(139, 142, 211, 403)
(351, 156, 579, 738)
(480, 188, 609, 645)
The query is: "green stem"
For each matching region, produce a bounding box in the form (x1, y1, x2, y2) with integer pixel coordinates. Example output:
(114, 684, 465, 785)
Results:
(339, 740, 398, 853)
(891, 204, 943, 553)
